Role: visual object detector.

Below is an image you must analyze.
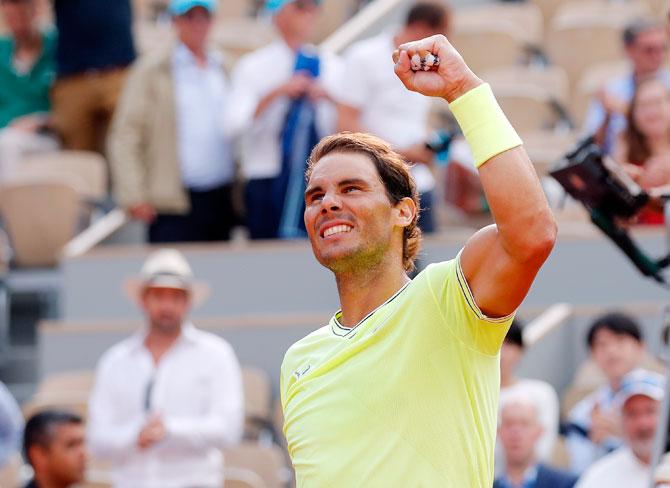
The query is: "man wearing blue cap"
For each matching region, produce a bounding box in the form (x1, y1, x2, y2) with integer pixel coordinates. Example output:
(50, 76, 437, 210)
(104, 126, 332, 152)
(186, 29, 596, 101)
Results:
(109, 0, 237, 244)
(229, 0, 342, 239)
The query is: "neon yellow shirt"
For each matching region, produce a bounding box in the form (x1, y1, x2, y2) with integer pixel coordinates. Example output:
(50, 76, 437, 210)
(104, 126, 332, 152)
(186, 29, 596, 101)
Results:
(280, 257, 514, 487)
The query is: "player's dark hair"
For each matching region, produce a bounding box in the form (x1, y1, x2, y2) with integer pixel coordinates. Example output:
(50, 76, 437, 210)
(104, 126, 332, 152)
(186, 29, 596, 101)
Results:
(307, 132, 422, 272)
(586, 312, 643, 348)
(405, 2, 450, 31)
(24, 410, 83, 465)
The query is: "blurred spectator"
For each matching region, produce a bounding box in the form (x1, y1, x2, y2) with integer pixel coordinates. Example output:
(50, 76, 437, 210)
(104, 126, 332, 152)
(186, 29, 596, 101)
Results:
(335, 1, 450, 233)
(495, 392, 578, 488)
(612, 77, 670, 224)
(87, 248, 243, 488)
(498, 320, 559, 466)
(50, 0, 135, 152)
(566, 312, 645, 474)
(23, 410, 86, 488)
(229, 0, 341, 239)
(0, 0, 57, 181)
(576, 369, 664, 488)
(0, 381, 22, 468)
(584, 19, 670, 155)
(109, 0, 237, 243)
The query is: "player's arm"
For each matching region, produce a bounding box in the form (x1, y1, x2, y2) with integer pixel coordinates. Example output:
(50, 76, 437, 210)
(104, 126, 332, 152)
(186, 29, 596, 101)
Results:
(395, 35, 556, 318)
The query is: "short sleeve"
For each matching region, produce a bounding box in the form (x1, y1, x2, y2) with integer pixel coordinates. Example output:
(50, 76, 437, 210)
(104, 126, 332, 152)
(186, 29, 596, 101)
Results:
(424, 255, 514, 356)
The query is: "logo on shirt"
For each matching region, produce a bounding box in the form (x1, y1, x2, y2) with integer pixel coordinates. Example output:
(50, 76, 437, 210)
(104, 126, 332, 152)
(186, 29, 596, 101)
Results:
(293, 364, 311, 379)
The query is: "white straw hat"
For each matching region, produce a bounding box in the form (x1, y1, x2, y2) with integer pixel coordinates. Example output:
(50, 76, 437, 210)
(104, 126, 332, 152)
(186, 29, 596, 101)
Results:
(124, 249, 210, 307)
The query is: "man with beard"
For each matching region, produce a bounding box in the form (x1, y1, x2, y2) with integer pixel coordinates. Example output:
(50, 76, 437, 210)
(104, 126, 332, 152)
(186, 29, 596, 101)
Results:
(576, 369, 665, 488)
(87, 248, 243, 488)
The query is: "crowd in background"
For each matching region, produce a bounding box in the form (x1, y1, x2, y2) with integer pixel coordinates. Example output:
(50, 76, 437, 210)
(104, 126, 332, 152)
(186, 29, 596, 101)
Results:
(1, 0, 670, 486)
(2, 0, 668, 249)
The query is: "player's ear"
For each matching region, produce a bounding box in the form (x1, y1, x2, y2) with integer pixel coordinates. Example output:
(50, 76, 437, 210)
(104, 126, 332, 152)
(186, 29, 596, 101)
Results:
(393, 197, 417, 230)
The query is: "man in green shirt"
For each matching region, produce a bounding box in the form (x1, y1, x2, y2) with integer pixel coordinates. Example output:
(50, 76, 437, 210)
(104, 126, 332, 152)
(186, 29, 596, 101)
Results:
(0, 0, 57, 180)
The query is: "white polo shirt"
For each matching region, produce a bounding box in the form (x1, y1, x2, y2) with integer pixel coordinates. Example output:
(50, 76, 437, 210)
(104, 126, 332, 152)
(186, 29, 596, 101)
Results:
(228, 39, 342, 180)
(576, 447, 651, 488)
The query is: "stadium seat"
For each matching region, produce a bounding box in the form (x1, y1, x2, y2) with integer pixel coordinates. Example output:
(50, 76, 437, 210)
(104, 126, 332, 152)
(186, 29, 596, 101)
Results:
(17, 151, 108, 204)
(450, 23, 528, 74)
(528, 0, 566, 29)
(210, 19, 277, 66)
(242, 367, 272, 439)
(223, 443, 288, 488)
(522, 130, 578, 176)
(453, 2, 544, 48)
(0, 181, 80, 267)
(552, 0, 651, 24)
(0, 454, 21, 488)
(312, 0, 360, 43)
(483, 65, 570, 106)
(225, 467, 268, 488)
(35, 369, 96, 397)
(546, 17, 628, 94)
(490, 84, 564, 135)
(22, 392, 89, 420)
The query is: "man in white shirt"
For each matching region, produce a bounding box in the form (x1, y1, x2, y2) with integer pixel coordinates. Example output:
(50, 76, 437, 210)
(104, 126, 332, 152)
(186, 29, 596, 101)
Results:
(109, 0, 237, 243)
(228, 0, 341, 239)
(335, 2, 451, 233)
(87, 249, 244, 488)
(576, 369, 665, 488)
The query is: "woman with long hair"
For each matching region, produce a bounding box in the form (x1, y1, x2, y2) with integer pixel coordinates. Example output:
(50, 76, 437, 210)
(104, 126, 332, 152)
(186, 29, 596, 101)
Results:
(613, 76, 670, 224)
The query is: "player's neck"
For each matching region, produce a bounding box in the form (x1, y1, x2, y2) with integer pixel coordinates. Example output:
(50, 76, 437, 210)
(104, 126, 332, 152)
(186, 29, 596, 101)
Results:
(334, 259, 409, 328)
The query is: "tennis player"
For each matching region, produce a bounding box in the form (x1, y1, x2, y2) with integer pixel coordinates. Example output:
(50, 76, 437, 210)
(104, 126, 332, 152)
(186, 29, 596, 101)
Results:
(280, 34, 557, 487)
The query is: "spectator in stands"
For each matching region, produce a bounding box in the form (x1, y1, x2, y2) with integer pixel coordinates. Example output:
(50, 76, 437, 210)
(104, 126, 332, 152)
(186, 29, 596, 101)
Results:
(612, 77, 670, 224)
(50, 0, 135, 152)
(576, 369, 664, 488)
(0, 0, 57, 181)
(23, 410, 86, 488)
(109, 0, 237, 243)
(88, 248, 243, 488)
(229, 0, 341, 239)
(566, 312, 646, 474)
(495, 392, 578, 488)
(498, 320, 559, 467)
(335, 1, 450, 233)
(0, 380, 22, 469)
(584, 18, 670, 155)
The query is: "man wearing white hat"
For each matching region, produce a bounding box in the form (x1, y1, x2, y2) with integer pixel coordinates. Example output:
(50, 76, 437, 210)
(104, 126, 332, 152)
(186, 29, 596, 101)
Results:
(87, 249, 243, 488)
(109, 0, 237, 243)
(577, 369, 666, 488)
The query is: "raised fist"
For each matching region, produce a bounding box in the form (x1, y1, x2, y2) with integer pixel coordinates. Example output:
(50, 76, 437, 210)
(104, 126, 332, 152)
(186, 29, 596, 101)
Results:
(393, 34, 482, 103)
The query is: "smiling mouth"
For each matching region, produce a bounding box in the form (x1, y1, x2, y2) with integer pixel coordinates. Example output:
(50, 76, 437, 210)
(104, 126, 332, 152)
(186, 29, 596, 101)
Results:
(322, 225, 353, 238)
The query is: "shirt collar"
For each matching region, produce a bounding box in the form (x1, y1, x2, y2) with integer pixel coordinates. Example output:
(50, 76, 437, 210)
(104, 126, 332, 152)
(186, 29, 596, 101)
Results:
(173, 42, 221, 69)
(500, 464, 539, 488)
(129, 322, 199, 353)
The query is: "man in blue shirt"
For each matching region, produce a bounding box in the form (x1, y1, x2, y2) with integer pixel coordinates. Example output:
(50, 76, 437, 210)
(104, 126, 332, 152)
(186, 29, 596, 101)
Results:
(50, 0, 135, 152)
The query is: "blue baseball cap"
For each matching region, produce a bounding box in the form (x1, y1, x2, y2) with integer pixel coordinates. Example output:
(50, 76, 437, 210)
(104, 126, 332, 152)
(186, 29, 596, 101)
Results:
(169, 0, 217, 16)
(265, 0, 320, 13)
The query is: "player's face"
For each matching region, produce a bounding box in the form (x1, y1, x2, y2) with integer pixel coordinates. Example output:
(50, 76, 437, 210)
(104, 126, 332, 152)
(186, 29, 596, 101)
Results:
(141, 287, 191, 335)
(304, 152, 400, 273)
